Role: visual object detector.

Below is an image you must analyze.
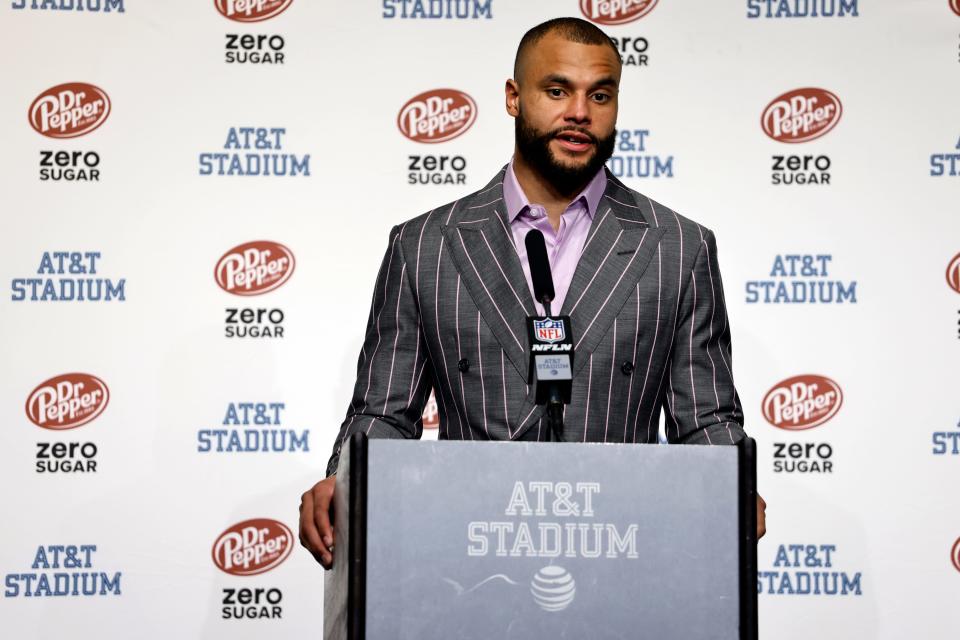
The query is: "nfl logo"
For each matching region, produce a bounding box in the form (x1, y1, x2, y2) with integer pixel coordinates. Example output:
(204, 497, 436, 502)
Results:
(534, 318, 565, 343)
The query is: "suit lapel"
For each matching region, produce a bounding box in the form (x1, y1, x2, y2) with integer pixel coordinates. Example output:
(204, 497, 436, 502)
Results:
(440, 169, 535, 383)
(560, 172, 666, 379)
(441, 169, 667, 440)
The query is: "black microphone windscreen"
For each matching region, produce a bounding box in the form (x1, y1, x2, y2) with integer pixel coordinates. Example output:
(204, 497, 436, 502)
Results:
(524, 229, 555, 305)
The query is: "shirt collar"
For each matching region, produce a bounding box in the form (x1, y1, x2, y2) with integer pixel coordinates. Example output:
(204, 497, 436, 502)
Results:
(503, 159, 607, 223)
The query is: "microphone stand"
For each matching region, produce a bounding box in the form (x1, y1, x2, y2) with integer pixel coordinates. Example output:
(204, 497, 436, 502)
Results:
(541, 298, 565, 442)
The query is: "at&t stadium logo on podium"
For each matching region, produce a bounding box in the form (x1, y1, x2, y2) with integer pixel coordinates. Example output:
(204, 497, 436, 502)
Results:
(531, 565, 576, 611)
(456, 480, 638, 613)
(534, 318, 565, 343)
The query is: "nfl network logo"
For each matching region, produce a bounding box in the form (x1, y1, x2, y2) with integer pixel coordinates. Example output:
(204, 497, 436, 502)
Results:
(534, 318, 565, 343)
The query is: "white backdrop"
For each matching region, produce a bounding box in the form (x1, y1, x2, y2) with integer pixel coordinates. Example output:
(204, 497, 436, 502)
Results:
(1, 1, 959, 638)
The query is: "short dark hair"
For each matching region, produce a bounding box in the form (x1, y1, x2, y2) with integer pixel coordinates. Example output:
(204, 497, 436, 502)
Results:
(513, 17, 621, 81)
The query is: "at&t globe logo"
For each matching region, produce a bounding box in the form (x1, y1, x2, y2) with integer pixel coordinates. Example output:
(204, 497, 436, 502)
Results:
(531, 565, 576, 611)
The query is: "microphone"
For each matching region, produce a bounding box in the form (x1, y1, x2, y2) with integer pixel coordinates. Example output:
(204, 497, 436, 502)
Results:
(525, 230, 555, 315)
(524, 230, 573, 441)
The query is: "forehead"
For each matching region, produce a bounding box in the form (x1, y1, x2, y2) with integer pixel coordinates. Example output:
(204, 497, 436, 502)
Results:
(521, 32, 621, 84)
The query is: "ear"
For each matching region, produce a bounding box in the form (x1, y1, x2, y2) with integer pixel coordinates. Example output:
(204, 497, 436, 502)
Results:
(505, 79, 520, 118)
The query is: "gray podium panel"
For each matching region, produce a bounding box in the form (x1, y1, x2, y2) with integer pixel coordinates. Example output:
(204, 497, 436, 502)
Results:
(336, 439, 745, 640)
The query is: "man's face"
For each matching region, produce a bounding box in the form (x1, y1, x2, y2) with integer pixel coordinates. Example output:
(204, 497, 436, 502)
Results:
(508, 32, 621, 192)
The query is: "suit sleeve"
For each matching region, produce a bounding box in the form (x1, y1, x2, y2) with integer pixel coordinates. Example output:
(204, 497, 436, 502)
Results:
(325, 224, 434, 476)
(663, 228, 746, 445)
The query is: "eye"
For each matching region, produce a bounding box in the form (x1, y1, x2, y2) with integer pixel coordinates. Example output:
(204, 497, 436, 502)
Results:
(592, 93, 611, 103)
(547, 88, 565, 98)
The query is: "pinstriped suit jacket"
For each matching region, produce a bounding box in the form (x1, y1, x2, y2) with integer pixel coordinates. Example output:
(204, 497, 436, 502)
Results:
(325, 166, 745, 476)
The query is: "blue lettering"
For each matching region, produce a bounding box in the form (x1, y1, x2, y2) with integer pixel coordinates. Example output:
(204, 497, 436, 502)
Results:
(199, 153, 213, 175)
(100, 571, 122, 595)
(31, 546, 49, 570)
(289, 430, 310, 452)
(223, 403, 241, 425)
(5, 574, 20, 597)
(11, 279, 26, 301)
(836, 281, 856, 303)
(841, 572, 862, 595)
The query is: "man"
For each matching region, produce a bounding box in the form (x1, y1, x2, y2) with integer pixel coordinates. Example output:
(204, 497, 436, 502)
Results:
(300, 17, 766, 569)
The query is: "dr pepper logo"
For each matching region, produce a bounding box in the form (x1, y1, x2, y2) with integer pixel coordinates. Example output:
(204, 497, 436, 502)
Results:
(580, 0, 659, 25)
(26, 373, 109, 430)
(761, 88, 842, 144)
(29, 83, 110, 139)
(215, 241, 295, 296)
(952, 537, 960, 574)
(762, 374, 843, 430)
(212, 518, 293, 576)
(952, 0, 960, 18)
(214, 0, 293, 22)
(946, 252, 960, 294)
(422, 391, 439, 429)
(397, 89, 477, 144)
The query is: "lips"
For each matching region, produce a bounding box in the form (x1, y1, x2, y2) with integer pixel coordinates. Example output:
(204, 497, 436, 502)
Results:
(554, 130, 594, 152)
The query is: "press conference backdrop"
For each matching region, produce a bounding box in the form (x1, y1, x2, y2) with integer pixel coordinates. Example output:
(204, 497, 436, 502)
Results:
(1, 1, 958, 638)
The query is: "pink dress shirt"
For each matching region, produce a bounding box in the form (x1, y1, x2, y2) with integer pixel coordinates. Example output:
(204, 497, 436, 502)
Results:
(502, 161, 608, 315)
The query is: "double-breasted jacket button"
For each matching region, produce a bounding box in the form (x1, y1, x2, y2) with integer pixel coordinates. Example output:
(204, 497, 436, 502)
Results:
(458, 358, 470, 372)
(620, 360, 635, 375)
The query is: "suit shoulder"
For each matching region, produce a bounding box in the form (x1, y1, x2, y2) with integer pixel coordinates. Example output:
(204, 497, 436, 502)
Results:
(393, 169, 508, 247)
(606, 174, 715, 240)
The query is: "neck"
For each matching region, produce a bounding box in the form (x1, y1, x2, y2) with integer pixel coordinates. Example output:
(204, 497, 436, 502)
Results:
(512, 147, 591, 230)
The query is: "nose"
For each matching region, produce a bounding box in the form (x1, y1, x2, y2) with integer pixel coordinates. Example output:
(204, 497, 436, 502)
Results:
(564, 92, 590, 125)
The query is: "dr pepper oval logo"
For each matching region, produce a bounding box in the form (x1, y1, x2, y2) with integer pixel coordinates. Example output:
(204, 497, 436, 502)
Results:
(580, 0, 659, 24)
(762, 374, 843, 430)
(214, 0, 293, 22)
(951, 0, 960, 18)
(397, 89, 477, 144)
(212, 518, 294, 576)
(945, 252, 960, 294)
(215, 241, 295, 296)
(761, 88, 842, 144)
(29, 83, 111, 139)
(422, 391, 439, 429)
(25, 373, 110, 430)
(952, 537, 960, 574)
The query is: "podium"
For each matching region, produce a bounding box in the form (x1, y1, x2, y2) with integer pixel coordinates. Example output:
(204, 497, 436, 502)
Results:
(324, 433, 757, 640)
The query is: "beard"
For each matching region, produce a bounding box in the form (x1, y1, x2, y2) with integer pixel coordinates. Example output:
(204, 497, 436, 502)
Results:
(515, 109, 616, 197)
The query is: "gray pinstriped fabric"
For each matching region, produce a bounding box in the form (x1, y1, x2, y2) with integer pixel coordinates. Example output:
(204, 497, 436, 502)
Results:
(326, 167, 745, 476)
